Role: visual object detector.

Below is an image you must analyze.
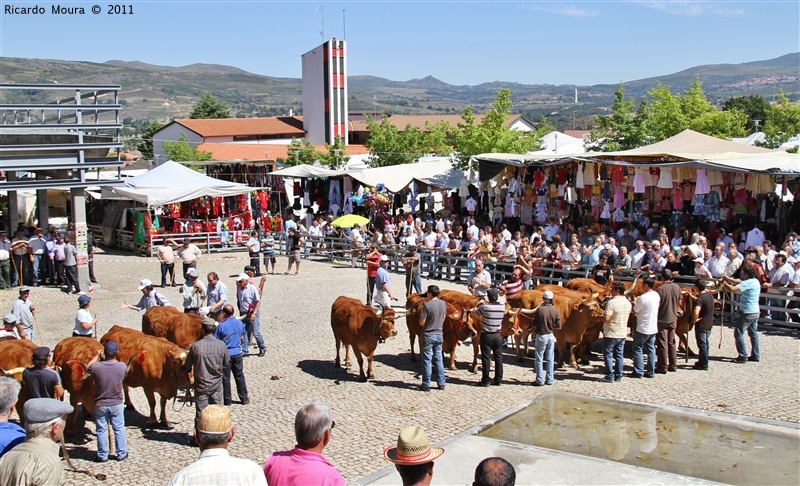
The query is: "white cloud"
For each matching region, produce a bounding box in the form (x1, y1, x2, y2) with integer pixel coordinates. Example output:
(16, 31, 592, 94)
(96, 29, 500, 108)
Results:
(527, 3, 601, 17)
(635, 1, 746, 17)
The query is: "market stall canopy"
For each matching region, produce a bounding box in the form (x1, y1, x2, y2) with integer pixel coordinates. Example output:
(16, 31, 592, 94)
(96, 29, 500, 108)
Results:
(269, 164, 345, 178)
(102, 161, 256, 206)
(348, 157, 470, 193)
(476, 129, 800, 177)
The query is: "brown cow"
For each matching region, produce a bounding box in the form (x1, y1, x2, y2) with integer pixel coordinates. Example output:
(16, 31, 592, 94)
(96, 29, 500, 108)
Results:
(142, 306, 203, 348)
(438, 290, 522, 373)
(405, 293, 472, 370)
(508, 288, 604, 368)
(100, 325, 191, 427)
(0, 339, 37, 421)
(331, 297, 399, 381)
(53, 337, 104, 432)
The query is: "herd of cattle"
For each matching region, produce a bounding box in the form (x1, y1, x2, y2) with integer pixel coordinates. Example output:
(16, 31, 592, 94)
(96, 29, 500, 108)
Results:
(0, 276, 717, 432)
(0, 307, 201, 431)
(331, 275, 722, 381)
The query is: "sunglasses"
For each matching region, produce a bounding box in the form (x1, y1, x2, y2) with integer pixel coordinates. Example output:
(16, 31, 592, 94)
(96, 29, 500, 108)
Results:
(330, 420, 336, 430)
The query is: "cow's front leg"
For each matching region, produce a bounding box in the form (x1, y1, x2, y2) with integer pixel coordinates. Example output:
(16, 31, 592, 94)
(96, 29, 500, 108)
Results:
(143, 388, 158, 426)
(353, 349, 367, 382)
(159, 393, 171, 428)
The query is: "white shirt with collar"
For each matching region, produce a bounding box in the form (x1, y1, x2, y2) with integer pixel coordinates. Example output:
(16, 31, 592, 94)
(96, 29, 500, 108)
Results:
(168, 448, 267, 486)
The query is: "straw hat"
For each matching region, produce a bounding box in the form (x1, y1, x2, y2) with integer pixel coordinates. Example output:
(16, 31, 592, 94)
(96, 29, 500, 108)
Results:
(197, 405, 232, 434)
(383, 426, 444, 465)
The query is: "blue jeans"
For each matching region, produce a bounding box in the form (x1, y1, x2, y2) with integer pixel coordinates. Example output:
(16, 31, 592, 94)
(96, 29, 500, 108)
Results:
(632, 331, 656, 376)
(534, 333, 556, 384)
(695, 328, 711, 368)
(603, 337, 625, 380)
(31, 254, 43, 284)
(406, 272, 422, 295)
(421, 333, 445, 388)
(96, 404, 126, 460)
(733, 312, 760, 360)
(243, 312, 266, 354)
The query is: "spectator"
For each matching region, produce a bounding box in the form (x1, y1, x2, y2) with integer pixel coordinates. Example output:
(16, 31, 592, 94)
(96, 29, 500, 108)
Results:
(264, 402, 344, 486)
(180, 268, 207, 315)
(73, 294, 97, 338)
(591, 254, 613, 285)
(87, 229, 99, 284)
(169, 405, 266, 485)
(27, 228, 47, 287)
(236, 273, 265, 357)
(603, 282, 631, 382)
(178, 238, 202, 276)
(22, 347, 64, 400)
(402, 246, 422, 295)
(285, 227, 304, 275)
(87, 340, 128, 462)
(468, 259, 492, 300)
(0, 314, 21, 340)
(692, 279, 715, 370)
(157, 239, 178, 287)
(62, 235, 80, 294)
(185, 318, 229, 427)
(214, 305, 249, 405)
(261, 229, 277, 275)
(365, 245, 382, 305)
(121, 279, 170, 313)
(383, 425, 444, 486)
(530, 290, 561, 387)
(245, 231, 261, 276)
(0, 377, 24, 457)
(10, 287, 34, 341)
(632, 278, 660, 377)
(0, 398, 72, 483)
(723, 265, 762, 363)
(0, 232, 10, 290)
(473, 457, 516, 486)
(204, 273, 227, 321)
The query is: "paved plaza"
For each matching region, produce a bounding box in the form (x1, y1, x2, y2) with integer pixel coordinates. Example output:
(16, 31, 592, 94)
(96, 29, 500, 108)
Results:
(1, 251, 798, 485)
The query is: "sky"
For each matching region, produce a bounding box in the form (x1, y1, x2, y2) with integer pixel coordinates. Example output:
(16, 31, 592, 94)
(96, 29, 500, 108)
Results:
(0, 1, 798, 86)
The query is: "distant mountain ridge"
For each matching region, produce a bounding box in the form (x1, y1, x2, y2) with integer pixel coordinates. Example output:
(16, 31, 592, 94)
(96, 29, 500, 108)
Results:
(0, 53, 797, 130)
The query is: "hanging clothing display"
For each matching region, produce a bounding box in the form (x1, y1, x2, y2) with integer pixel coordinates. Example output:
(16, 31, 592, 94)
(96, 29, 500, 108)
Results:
(575, 163, 585, 189)
(583, 163, 596, 186)
(633, 169, 646, 194)
(695, 169, 710, 195)
(657, 168, 673, 189)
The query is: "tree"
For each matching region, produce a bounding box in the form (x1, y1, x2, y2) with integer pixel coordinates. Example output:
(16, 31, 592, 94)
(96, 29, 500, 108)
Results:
(162, 133, 212, 162)
(189, 93, 231, 119)
(318, 137, 350, 169)
(587, 85, 646, 152)
(690, 110, 747, 139)
(137, 120, 163, 160)
(365, 114, 425, 167)
(761, 90, 800, 149)
(451, 88, 544, 170)
(641, 82, 688, 141)
(723, 95, 771, 133)
(280, 138, 318, 166)
(680, 77, 715, 121)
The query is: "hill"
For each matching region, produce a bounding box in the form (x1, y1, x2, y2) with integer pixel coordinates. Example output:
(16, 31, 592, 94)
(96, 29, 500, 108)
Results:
(0, 53, 797, 131)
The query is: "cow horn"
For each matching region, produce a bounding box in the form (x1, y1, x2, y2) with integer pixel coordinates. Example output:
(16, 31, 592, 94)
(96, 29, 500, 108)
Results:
(394, 309, 408, 317)
(178, 351, 188, 360)
(624, 273, 642, 296)
(1, 367, 26, 377)
(581, 292, 600, 307)
(374, 304, 384, 317)
(520, 305, 540, 315)
(708, 279, 725, 295)
(507, 308, 520, 316)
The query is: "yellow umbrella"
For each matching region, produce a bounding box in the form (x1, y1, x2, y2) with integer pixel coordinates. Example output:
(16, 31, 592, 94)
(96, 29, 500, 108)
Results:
(331, 214, 370, 228)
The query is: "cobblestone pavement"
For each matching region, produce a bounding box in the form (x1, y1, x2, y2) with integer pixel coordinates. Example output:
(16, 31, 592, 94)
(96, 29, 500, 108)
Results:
(1, 251, 798, 485)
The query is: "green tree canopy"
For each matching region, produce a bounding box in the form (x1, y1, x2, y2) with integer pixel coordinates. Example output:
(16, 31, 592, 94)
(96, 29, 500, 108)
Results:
(451, 88, 545, 170)
(364, 114, 452, 167)
(723, 95, 771, 133)
(137, 120, 164, 160)
(162, 133, 212, 163)
(588, 86, 646, 151)
(189, 93, 232, 119)
(761, 90, 800, 149)
(279, 138, 319, 166)
(318, 137, 350, 169)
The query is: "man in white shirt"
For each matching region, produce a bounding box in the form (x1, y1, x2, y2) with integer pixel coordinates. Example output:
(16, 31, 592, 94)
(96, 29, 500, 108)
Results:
(761, 241, 777, 273)
(716, 229, 734, 256)
(466, 221, 479, 243)
(725, 246, 743, 277)
(543, 219, 559, 242)
(631, 277, 660, 377)
(169, 405, 266, 486)
(766, 254, 794, 322)
(500, 224, 512, 243)
(177, 238, 202, 277)
(706, 244, 730, 279)
(27, 228, 48, 287)
(629, 241, 647, 270)
(245, 231, 261, 276)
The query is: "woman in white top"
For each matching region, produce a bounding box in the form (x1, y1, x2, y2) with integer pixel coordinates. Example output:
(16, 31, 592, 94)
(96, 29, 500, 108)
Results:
(74, 295, 97, 337)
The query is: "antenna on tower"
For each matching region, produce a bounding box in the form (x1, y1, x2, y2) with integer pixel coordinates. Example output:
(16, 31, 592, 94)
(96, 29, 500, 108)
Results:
(342, 9, 346, 40)
(315, 5, 324, 40)
(575, 89, 578, 104)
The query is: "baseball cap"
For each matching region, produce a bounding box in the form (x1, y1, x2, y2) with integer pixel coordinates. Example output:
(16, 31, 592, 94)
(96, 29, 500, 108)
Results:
(3, 313, 16, 324)
(104, 341, 119, 355)
(183, 237, 191, 243)
(543, 290, 555, 300)
(694, 257, 705, 263)
(138, 279, 152, 290)
(186, 268, 199, 278)
(235, 273, 250, 281)
(379, 255, 390, 262)
(18, 286, 30, 293)
(32, 347, 50, 361)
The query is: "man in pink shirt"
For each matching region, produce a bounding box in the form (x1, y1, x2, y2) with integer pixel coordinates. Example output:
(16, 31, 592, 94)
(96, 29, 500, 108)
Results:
(263, 402, 344, 486)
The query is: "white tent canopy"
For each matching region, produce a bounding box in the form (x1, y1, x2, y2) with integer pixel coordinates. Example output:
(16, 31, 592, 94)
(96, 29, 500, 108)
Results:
(529, 131, 586, 155)
(103, 161, 255, 206)
(270, 164, 345, 178)
(346, 157, 468, 193)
